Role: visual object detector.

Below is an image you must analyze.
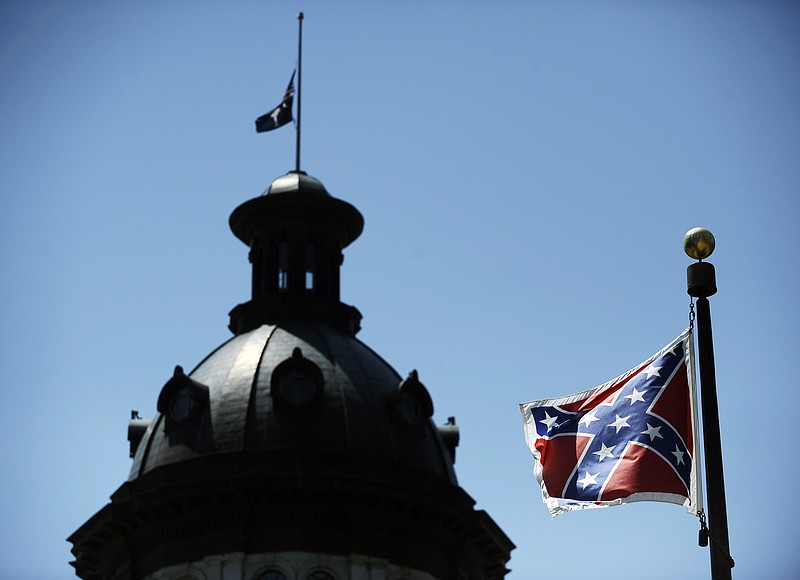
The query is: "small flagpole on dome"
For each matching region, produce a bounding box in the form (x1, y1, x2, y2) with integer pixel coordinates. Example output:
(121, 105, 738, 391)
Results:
(295, 11, 304, 173)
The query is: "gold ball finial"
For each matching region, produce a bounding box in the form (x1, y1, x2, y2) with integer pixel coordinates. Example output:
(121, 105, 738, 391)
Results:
(683, 227, 715, 261)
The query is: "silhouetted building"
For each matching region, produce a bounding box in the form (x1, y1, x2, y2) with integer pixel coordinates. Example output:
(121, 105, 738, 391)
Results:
(69, 171, 514, 579)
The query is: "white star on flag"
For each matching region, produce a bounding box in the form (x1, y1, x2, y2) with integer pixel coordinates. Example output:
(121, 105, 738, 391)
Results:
(579, 409, 600, 428)
(644, 364, 662, 378)
(624, 387, 647, 405)
(577, 471, 599, 489)
(593, 443, 615, 462)
(539, 411, 559, 432)
(609, 414, 631, 433)
(641, 423, 663, 441)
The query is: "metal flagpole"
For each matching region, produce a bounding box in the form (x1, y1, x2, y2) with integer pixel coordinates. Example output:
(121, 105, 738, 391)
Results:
(684, 227, 734, 580)
(295, 12, 304, 173)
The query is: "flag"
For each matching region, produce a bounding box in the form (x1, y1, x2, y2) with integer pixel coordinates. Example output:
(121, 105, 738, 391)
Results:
(519, 329, 701, 517)
(255, 71, 295, 133)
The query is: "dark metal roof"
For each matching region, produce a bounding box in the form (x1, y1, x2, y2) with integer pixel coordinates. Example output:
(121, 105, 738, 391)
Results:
(130, 321, 458, 486)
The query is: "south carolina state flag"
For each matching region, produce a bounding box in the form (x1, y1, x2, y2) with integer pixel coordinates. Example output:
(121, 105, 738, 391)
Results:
(255, 71, 295, 133)
(520, 329, 701, 517)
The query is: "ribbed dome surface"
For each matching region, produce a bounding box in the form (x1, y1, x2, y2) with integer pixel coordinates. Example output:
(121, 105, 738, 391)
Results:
(130, 321, 457, 485)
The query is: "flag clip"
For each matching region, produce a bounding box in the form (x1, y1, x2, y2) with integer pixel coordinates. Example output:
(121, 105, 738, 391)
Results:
(698, 510, 709, 547)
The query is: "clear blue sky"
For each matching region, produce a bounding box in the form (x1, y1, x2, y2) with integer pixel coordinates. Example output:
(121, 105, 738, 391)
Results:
(1, 1, 798, 578)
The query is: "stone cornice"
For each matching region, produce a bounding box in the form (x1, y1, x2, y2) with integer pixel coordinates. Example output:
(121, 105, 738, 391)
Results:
(70, 449, 513, 580)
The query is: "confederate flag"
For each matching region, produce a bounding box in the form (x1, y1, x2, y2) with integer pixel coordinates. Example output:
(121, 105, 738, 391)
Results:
(520, 329, 701, 517)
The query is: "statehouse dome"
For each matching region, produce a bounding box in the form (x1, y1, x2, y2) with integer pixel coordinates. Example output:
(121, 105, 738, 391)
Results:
(131, 171, 455, 483)
(129, 320, 458, 486)
(72, 170, 513, 580)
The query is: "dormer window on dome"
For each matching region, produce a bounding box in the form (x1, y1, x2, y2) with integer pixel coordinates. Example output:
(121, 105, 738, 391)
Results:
(157, 366, 210, 434)
(386, 370, 434, 429)
(271, 347, 324, 407)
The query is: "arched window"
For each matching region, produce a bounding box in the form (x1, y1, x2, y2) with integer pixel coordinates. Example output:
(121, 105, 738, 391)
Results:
(306, 572, 336, 580)
(256, 571, 288, 580)
(278, 241, 290, 290)
(304, 241, 316, 291)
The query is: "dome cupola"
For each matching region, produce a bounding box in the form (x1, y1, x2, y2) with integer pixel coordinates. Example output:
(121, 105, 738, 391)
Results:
(228, 171, 364, 336)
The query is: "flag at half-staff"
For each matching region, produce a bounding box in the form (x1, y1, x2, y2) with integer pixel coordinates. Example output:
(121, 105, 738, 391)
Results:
(519, 329, 701, 517)
(255, 71, 295, 133)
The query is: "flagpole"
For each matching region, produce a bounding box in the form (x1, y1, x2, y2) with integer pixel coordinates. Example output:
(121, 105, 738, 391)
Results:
(295, 12, 303, 173)
(684, 228, 734, 580)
